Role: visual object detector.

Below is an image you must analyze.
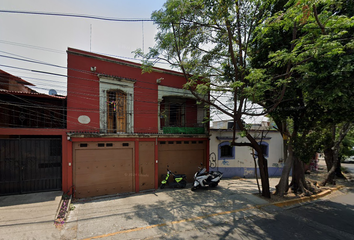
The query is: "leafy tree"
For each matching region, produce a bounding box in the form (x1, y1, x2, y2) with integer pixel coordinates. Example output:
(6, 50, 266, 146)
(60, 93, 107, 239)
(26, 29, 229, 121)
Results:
(135, 0, 291, 198)
(251, 0, 354, 195)
(340, 127, 354, 159)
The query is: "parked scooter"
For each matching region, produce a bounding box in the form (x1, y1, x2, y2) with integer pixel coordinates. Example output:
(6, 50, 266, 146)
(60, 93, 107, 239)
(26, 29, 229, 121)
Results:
(191, 164, 222, 191)
(160, 166, 187, 189)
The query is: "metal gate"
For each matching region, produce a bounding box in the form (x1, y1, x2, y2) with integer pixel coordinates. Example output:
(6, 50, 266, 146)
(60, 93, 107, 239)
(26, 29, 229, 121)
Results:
(0, 138, 62, 195)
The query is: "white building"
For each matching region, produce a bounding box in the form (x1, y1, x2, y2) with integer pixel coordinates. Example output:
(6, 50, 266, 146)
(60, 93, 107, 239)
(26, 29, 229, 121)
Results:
(209, 120, 285, 178)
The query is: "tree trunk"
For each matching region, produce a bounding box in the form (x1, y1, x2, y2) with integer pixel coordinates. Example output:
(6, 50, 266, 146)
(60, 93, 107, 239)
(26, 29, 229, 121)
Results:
(335, 160, 346, 179)
(322, 123, 352, 186)
(323, 148, 335, 184)
(258, 153, 270, 198)
(252, 149, 261, 195)
(289, 155, 312, 195)
(324, 148, 334, 171)
(238, 118, 270, 198)
(291, 155, 301, 194)
(322, 148, 338, 186)
(275, 143, 293, 197)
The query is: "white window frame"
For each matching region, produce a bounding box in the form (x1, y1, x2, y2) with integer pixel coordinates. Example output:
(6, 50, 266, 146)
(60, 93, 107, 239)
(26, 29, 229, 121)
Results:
(157, 85, 206, 133)
(99, 75, 135, 133)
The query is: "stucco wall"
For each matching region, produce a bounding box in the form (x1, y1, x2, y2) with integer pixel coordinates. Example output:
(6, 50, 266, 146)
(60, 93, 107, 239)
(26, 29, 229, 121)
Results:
(209, 129, 284, 177)
(66, 48, 201, 133)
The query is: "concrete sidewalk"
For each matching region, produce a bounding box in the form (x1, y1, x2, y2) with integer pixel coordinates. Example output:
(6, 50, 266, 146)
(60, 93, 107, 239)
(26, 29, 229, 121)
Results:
(0, 170, 349, 240)
(0, 191, 62, 240)
(61, 178, 285, 239)
(61, 174, 349, 240)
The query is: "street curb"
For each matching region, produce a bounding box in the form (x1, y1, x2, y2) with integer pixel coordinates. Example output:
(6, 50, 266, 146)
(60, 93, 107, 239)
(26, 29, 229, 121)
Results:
(55, 194, 72, 221)
(54, 191, 64, 220)
(272, 185, 344, 208)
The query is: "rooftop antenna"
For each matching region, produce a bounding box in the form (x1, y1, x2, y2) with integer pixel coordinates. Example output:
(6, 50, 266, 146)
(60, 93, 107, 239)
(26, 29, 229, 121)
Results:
(90, 24, 92, 52)
(142, 21, 144, 53)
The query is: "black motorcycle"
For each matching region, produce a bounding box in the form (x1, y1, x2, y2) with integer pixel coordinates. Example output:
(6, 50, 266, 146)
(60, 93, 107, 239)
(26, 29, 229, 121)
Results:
(160, 166, 187, 189)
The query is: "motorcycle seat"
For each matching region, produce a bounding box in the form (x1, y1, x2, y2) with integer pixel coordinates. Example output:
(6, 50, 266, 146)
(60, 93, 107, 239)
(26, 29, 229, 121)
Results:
(197, 172, 209, 177)
(174, 174, 186, 178)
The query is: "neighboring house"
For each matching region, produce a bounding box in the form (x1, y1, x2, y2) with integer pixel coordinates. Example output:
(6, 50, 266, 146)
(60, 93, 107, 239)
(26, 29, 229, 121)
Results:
(209, 120, 284, 178)
(0, 69, 36, 93)
(66, 48, 209, 198)
(0, 69, 67, 196)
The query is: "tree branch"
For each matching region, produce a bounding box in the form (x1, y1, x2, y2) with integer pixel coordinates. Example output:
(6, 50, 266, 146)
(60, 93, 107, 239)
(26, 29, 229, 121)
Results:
(313, 5, 326, 35)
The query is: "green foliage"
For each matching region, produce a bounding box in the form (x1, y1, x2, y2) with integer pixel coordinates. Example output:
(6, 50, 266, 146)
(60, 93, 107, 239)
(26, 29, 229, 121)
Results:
(69, 204, 75, 211)
(137, 0, 287, 198)
(135, 0, 284, 123)
(340, 126, 354, 158)
(249, 0, 354, 163)
(239, 130, 247, 138)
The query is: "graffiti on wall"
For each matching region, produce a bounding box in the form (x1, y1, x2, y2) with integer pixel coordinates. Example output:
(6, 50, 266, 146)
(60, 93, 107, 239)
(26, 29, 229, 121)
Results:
(244, 168, 254, 176)
(222, 159, 229, 166)
(209, 152, 216, 168)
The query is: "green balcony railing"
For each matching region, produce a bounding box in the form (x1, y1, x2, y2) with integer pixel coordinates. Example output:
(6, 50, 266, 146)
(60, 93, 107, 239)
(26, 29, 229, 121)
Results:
(162, 127, 205, 134)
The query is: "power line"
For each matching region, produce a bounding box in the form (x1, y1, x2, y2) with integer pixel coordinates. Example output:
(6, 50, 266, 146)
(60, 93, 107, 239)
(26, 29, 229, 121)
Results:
(0, 54, 66, 69)
(0, 55, 213, 99)
(0, 85, 206, 116)
(0, 50, 239, 117)
(0, 39, 166, 65)
(2, 9, 352, 29)
(0, 10, 153, 22)
(0, 39, 65, 54)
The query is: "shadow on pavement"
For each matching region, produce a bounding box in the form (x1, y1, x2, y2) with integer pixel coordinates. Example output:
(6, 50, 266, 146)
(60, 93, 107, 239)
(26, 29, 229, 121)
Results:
(0, 191, 62, 207)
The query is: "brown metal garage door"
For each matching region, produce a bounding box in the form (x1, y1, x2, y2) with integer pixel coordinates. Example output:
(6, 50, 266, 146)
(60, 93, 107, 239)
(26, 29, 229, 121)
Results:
(158, 140, 207, 184)
(74, 141, 134, 198)
(139, 142, 155, 191)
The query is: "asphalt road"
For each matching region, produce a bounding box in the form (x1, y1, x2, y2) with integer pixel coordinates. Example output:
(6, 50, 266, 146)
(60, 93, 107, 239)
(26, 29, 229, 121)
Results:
(343, 163, 354, 176)
(58, 166, 354, 240)
(150, 188, 354, 240)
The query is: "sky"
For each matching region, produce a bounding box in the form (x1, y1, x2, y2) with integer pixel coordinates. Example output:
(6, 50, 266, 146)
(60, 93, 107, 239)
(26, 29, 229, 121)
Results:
(0, 0, 268, 124)
(0, 0, 167, 95)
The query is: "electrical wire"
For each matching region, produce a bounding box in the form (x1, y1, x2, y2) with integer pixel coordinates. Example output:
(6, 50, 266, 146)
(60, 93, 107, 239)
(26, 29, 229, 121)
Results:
(0, 57, 213, 103)
(0, 47, 261, 127)
(0, 39, 65, 54)
(0, 12, 273, 129)
(0, 10, 153, 22)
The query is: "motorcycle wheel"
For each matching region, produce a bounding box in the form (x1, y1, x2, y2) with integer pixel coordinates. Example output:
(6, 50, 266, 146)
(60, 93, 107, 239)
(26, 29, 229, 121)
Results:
(191, 186, 197, 191)
(180, 180, 187, 188)
(160, 184, 166, 189)
(210, 182, 218, 187)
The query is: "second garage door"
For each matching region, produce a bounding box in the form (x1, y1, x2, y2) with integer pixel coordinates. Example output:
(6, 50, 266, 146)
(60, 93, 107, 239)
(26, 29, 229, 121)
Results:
(158, 140, 207, 184)
(74, 141, 134, 198)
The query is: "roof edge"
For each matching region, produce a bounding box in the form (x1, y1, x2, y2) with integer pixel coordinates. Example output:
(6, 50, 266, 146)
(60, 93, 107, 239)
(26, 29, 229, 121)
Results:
(67, 47, 185, 77)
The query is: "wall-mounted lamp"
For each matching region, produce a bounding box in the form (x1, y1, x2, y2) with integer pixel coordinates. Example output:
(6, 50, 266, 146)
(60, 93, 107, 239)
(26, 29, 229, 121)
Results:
(156, 78, 164, 84)
(90, 66, 97, 72)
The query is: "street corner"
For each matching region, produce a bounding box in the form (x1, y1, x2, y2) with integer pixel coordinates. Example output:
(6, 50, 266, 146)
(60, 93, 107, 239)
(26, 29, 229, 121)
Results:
(267, 185, 346, 209)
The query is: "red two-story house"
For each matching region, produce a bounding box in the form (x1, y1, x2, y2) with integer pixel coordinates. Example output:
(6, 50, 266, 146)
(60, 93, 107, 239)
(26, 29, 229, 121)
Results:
(66, 48, 209, 198)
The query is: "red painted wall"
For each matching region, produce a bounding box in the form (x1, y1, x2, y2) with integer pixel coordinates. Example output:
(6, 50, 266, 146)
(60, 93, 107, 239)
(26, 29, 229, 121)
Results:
(67, 48, 193, 133)
(67, 51, 100, 132)
(185, 98, 198, 127)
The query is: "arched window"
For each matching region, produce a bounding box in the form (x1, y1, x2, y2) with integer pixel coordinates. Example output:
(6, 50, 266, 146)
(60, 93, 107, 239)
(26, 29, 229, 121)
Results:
(218, 142, 235, 160)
